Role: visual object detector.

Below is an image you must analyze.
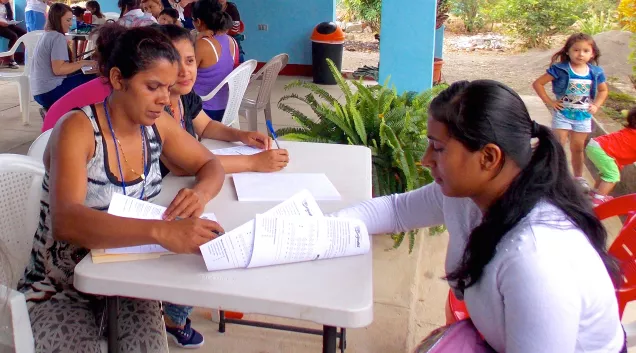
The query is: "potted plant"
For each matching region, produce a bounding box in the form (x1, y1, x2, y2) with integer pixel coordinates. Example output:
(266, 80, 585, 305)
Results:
(276, 59, 447, 252)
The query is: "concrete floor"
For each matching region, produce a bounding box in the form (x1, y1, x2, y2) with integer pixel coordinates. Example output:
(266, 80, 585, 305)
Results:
(0, 70, 633, 352)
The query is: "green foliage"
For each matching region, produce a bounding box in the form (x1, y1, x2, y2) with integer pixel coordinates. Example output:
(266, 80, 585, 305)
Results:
(451, 0, 486, 33)
(339, 0, 382, 31)
(276, 59, 447, 252)
(493, 0, 587, 47)
(578, 11, 618, 35)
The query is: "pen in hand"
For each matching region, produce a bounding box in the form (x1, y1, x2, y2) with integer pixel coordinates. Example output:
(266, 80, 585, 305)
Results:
(175, 216, 225, 236)
(265, 120, 281, 149)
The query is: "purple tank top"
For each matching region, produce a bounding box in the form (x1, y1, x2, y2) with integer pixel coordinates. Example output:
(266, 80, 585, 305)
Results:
(193, 34, 235, 111)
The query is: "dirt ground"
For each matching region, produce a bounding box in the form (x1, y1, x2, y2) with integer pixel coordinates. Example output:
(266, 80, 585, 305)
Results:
(342, 30, 633, 96)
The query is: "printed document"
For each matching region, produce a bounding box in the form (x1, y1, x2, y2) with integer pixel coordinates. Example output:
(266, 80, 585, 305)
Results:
(232, 173, 341, 201)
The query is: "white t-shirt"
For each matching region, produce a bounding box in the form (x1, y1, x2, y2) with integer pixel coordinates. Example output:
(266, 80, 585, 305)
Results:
(25, 0, 47, 14)
(333, 183, 624, 353)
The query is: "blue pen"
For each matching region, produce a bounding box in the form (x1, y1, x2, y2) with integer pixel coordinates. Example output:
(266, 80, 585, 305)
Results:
(266, 120, 281, 149)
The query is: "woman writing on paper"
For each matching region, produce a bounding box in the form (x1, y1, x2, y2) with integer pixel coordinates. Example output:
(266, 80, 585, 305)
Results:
(332, 81, 625, 352)
(18, 24, 225, 352)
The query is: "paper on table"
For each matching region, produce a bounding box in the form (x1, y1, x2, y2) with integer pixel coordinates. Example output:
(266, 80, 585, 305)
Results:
(104, 193, 217, 255)
(211, 146, 263, 156)
(199, 190, 323, 271)
(233, 173, 341, 202)
(7, 20, 22, 25)
(247, 215, 370, 268)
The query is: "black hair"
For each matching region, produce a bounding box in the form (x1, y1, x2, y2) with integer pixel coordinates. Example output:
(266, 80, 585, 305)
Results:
(95, 24, 180, 82)
(86, 1, 104, 18)
(159, 8, 180, 22)
(156, 23, 194, 45)
(71, 6, 86, 18)
(627, 107, 636, 129)
(118, 0, 141, 18)
(192, 0, 232, 33)
(432, 80, 619, 291)
(551, 32, 601, 66)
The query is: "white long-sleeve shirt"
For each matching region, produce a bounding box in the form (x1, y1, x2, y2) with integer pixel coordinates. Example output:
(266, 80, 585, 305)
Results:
(333, 183, 624, 353)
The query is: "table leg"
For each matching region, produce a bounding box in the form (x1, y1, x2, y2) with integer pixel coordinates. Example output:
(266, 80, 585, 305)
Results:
(72, 39, 79, 62)
(218, 310, 226, 333)
(322, 325, 337, 353)
(108, 296, 119, 353)
(339, 328, 347, 352)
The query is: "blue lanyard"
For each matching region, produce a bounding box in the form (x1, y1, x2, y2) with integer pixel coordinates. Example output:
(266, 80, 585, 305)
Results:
(103, 96, 147, 200)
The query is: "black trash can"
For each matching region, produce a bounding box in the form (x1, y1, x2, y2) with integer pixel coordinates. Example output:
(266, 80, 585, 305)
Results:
(311, 22, 345, 85)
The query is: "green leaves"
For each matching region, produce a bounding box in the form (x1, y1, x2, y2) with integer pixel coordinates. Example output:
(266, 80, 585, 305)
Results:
(275, 60, 447, 252)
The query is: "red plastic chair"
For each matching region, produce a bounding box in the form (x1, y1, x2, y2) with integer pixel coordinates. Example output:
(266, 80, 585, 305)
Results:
(445, 289, 469, 325)
(595, 193, 636, 319)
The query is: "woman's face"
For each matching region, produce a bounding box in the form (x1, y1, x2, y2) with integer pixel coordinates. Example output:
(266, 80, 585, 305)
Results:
(142, 2, 162, 18)
(158, 14, 175, 25)
(218, 0, 227, 6)
(61, 11, 73, 33)
(112, 59, 179, 125)
(421, 118, 489, 198)
(86, 5, 95, 14)
(171, 39, 197, 95)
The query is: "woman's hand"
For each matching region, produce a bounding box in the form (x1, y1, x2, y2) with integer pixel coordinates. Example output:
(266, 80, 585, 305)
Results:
(588, 103, 599, 114)
(249, 149, 289, 172)
(548, 100, 563, 111)
(163, 188, 207, 221)
(239, 130, 271, 150)
(155, 217, 224, 254)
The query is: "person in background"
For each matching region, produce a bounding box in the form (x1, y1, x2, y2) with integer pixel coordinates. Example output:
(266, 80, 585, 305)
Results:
(30, 3, 96, 110)
(218, 0, 243, 62)
(141, 0, 163, 20)
(586, 107, 636, 206)
(25, 0, 50, 32)
(158, 7, 180, 25)
(117, 0, 156, 27)
(19, 24, 225, 352)
(86, 0, 106, 26)
(71, 5, 85, 21)
(532, 33, 609, 193)
(333, 80, 625, 353)
(0, 0, 26, 69)
(192, 0, 238, 122)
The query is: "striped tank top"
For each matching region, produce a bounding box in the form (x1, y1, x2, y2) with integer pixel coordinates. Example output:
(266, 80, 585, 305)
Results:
(18, 105, 163, 305)
(193, 34, 235, 111)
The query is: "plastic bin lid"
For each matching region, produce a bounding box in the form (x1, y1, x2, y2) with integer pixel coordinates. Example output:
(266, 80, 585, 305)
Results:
(311, 22, 345, 43)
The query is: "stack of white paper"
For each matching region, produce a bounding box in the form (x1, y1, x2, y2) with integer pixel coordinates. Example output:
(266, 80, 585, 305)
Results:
(105, 194, 217, 255)
(199, 190, 370, 272)
(232, 173, 341, 201)
(211, 146, 263, 156)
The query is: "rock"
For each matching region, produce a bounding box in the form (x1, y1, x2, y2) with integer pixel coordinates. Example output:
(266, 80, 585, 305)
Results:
(344, 22, 363, 33)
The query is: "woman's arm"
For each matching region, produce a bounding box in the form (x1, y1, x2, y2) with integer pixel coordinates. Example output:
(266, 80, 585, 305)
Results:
(532, 73, 562, 111)
(592, 82, 609, 110)
(156, 112, 225, 219)
(51, 59, 96, 76)
(331, 183, 446, 234)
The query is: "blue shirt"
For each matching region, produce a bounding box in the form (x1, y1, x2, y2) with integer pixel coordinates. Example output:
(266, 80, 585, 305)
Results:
(557, 64, 593, 121)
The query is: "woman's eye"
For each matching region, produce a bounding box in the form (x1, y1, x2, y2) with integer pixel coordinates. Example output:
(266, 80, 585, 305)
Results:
(147, 85, 158, 91)
(432, 143, 444, 152)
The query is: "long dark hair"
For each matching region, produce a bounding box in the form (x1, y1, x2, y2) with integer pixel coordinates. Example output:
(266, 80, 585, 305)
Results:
(433, 80, 618, 291)
(46, 3, 72, 34)
(86, 1, 104, 18)
(192, 0, 232, 33)
(95, 24, 180, 83)
(118, 0, 141, 18)
(551, 32, 601, 66)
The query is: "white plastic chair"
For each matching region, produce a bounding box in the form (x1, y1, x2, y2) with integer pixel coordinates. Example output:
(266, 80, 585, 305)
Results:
(0, 31, 45, 125)
(0, 285, 34, 353)
(199, 60, 257, 129)
(27, 130, 52, 163)
(240, 53, 289, 131)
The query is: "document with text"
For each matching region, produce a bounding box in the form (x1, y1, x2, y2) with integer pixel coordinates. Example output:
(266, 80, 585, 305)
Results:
(233, 173, 341, 201)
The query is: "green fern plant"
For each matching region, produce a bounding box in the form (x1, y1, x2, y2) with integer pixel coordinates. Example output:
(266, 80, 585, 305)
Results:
(276, 59, 447, 252)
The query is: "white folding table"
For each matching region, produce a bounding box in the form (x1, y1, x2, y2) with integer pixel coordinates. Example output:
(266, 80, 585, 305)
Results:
(73, 140, 374, 353)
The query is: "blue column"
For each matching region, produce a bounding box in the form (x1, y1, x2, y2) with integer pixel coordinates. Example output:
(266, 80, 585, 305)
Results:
(378, 0, 436, 93)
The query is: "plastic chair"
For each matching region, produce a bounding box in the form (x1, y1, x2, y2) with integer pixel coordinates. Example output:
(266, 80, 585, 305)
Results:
(199, 59, 257, 129)
(239, 53, 289, 131)
(0, 31, 45, 125)
(0, 285, 34, 352)
(445, 289, 469, 325)
(27, 130, 52, 163)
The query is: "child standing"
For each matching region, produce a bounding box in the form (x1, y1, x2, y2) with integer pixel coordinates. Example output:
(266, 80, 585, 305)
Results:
(533, 33, 609, 192)
(586, 108, 636, 206)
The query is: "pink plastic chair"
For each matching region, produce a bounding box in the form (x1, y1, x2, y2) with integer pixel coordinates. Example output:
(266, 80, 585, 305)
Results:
(42, 78, 111, 132)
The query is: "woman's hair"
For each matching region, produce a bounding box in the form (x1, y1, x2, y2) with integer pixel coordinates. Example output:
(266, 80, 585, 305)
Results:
(627, 107, 636, 129)
(192, 0, 232, 33)
(95, 24, 180, 83)
(71, 6, 86, 18)
(118, 0, 141, 17)
(86, 1, 104, 18)
(433, 80, 619, 291)
(45, 3, 72, 34)
(551, 32, 601, 66)
(156, 23, 194, 45)
(159, 8, 179, 22)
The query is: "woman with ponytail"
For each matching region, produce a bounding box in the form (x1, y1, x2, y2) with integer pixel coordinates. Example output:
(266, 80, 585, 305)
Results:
(333, 80, 625, 352)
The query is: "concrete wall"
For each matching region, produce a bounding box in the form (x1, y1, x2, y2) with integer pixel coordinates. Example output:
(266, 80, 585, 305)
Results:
(379, 0, 437, 93)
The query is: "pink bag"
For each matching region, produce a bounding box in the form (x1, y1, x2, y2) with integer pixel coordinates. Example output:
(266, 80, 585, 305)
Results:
(413, 320, 495, 353)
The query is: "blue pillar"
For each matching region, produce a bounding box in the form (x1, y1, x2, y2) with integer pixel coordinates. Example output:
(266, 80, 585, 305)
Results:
(378, 0, 436, 93)
(434, 25, 444, 59)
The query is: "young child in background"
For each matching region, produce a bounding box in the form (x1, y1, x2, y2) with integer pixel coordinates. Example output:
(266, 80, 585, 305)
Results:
(158, 7, 180, 25)
(586, 108, 636, 206)
(86, 1, 106, 25)
(141, 0, 163, 19)
(532, 33, 609, 192)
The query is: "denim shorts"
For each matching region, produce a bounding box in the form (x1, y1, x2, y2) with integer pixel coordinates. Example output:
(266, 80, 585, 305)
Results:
(552, 111, 592, 133)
